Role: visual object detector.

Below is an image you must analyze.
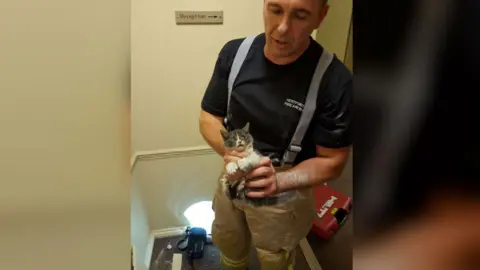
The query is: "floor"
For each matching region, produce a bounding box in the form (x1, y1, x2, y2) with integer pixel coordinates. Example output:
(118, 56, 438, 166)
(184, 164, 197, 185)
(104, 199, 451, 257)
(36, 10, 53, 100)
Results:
(308, 213, 353, 270)
(149, 236, 309, 270)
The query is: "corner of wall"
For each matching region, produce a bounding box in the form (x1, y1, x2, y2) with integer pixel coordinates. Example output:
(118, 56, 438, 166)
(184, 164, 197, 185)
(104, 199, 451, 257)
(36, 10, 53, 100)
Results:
(131, 175, 151, 270)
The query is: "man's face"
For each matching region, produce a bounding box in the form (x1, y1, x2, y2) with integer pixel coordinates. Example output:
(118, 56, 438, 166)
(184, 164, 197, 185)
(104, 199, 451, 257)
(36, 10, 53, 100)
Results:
(263, 0, 328, 58)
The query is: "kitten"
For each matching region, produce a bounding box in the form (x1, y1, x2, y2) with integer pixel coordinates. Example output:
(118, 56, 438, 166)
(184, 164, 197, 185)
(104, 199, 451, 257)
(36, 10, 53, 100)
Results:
(220, 122, 262, 201)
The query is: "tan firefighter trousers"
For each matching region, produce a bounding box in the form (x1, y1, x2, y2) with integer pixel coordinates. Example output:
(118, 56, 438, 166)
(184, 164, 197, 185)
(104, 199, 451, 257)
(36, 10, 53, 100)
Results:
(211, 167, 317, 270)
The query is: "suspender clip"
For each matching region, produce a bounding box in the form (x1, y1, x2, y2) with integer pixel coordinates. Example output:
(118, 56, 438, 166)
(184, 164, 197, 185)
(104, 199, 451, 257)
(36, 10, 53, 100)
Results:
(288, 144, 302, 153)
(281, 144, 302, 166)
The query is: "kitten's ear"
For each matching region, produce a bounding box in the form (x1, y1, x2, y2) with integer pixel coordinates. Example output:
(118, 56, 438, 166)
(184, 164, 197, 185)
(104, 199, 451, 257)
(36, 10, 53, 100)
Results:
(220, 129, 229, 140)
(242, 122, 250, 132)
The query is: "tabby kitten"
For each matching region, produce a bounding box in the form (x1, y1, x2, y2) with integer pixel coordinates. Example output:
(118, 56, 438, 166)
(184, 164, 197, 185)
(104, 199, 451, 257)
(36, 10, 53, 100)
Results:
(220, 122, 262, 201)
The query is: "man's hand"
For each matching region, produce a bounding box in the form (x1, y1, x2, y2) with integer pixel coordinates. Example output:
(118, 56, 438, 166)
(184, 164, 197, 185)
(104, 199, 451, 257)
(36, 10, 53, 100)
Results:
(223, 150, 248, 182)
(244, 157, 279, 198)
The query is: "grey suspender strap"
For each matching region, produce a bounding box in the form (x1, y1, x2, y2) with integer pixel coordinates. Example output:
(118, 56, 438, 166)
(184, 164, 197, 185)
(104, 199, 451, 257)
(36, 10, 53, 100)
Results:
(282, 50, 334, 165)
(225, 35, 256, 124)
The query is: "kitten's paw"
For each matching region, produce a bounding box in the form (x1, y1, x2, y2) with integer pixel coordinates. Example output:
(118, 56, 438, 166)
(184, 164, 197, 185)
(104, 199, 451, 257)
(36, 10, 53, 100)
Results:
(226, 162, 238, 175)
(237, 158, 251, 172)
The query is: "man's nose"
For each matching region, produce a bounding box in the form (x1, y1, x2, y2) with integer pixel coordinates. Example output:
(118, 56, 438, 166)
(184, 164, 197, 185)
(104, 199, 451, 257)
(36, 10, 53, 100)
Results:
(277, 16, 290, 35)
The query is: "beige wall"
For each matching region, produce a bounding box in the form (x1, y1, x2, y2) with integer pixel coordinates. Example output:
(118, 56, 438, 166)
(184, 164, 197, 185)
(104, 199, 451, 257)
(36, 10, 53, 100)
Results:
(131, 1, 265, 152)
(0, 0, 131, 269)
(316, 0, 352, 62)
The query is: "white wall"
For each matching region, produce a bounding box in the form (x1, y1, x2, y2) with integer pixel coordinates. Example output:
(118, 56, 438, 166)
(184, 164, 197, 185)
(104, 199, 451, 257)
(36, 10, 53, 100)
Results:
(133, 152, 223, 230)
(0, 0, 131, 269)
(131, 176, 151, 270)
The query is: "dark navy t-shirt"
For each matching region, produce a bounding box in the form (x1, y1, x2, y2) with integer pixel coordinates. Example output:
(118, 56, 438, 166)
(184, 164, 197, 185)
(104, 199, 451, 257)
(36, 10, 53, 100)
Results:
(201, 33, 352, 164)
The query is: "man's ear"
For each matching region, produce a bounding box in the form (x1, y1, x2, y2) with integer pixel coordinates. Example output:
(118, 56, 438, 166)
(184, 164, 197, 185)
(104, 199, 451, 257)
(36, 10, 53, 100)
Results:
(242, 122, 250, 132)
(316, 4, 329, 27)
(220, 129, 229, 140)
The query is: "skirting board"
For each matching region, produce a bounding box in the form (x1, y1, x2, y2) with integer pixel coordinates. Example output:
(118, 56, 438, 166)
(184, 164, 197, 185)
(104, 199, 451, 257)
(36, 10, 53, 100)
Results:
(144, 226, 322, 270)
(172, 253, 183, 270)
(144, 226, 188, 269)
(131, 245, 136, 270)
(300, 238, 323, 270)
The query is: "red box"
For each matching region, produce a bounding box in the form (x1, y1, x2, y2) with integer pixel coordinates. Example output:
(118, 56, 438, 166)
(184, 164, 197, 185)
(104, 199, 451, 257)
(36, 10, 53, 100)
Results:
(310, 184, 353, 240)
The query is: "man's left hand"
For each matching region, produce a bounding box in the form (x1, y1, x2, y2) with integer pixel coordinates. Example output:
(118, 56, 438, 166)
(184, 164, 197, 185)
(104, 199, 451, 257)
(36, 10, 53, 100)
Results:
(245, 157, 279, 198)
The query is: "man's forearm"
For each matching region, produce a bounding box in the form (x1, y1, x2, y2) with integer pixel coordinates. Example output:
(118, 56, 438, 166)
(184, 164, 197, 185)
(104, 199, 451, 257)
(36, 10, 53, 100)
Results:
(276, 155, 347, 192)
(199, 110, 226, 157)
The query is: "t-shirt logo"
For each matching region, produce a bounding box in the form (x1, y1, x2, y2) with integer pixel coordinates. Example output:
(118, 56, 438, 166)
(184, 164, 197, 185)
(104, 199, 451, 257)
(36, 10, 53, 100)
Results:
(284, 98, 304, 112)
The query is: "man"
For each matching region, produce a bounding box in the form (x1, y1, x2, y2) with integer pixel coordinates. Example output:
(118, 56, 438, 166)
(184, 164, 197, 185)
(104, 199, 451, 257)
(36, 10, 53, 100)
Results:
(199, 0, 352, 269)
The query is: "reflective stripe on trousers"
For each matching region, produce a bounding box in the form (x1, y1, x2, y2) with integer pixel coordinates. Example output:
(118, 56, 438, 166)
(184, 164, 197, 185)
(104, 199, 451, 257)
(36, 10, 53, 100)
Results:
(220, 252, 250, 270)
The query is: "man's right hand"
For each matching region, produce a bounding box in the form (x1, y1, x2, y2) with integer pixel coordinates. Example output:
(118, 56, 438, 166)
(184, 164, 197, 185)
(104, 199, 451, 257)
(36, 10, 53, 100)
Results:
(223, 150, 248, 182)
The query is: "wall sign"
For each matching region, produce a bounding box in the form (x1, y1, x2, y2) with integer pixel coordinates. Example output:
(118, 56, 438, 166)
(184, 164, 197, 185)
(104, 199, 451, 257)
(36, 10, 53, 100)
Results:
(175, 11, 224, 25)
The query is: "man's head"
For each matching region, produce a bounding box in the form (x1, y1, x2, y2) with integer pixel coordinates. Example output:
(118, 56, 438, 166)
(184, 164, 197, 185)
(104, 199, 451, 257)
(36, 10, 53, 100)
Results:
(263, 0, 329, 63)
